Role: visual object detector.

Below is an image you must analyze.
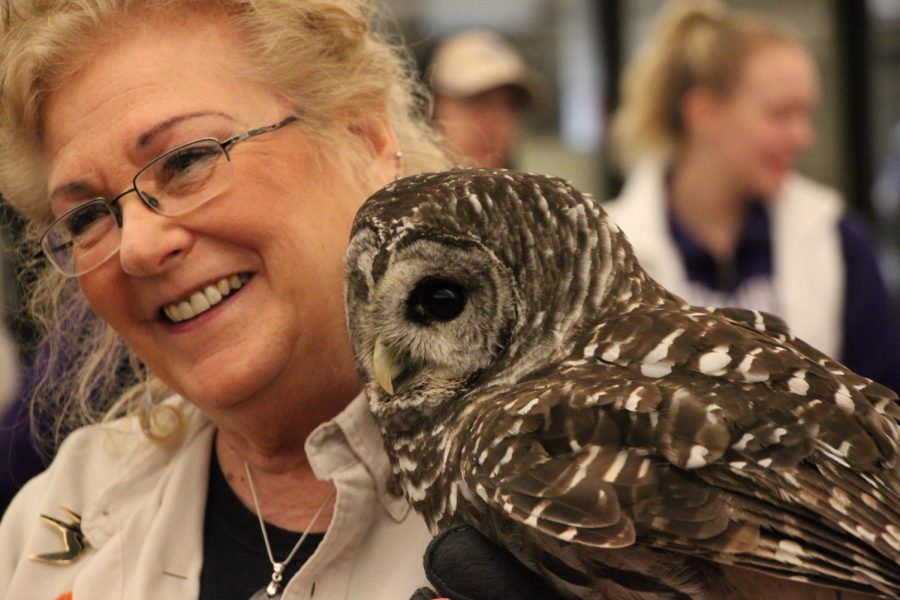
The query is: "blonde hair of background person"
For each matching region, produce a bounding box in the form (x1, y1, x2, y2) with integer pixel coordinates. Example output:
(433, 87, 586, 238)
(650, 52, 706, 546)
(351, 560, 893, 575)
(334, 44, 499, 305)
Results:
(1, 0, 447, 447)
(610, 0, 799, 167)
(0, 0, 452, 597)
(605, 0, 900, 393)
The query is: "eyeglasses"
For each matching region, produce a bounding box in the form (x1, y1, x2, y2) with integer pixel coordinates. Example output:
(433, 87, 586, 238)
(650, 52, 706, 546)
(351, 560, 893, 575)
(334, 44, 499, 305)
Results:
(40, 115, 298, 277)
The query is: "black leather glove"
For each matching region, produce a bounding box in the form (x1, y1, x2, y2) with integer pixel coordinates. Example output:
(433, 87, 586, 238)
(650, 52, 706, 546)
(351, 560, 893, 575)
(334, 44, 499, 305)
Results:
(410, 524, 566, 600)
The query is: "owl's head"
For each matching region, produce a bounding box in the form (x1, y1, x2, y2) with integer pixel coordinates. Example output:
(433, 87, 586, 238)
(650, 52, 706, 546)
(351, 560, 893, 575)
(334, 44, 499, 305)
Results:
(345, 215, 521, 420)
(345, 168, 634, 422)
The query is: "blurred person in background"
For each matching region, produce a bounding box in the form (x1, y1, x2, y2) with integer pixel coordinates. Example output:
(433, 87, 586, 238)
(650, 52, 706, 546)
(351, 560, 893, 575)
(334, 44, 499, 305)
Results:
(0, 376, 47, 517)
(0, 316, 18, 512)
(0, 201, 46, 516)
(0, 237, 26, 516)
(0, 206, 21, 418)
(429, 28, 537, 169)
(0, 315, 17, 421)
(606, 0, 900, 393)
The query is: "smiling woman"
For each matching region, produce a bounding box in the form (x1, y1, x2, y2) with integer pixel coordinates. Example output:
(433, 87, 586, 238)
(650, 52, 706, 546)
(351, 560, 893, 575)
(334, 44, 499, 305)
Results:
(0, 0, 450, 598)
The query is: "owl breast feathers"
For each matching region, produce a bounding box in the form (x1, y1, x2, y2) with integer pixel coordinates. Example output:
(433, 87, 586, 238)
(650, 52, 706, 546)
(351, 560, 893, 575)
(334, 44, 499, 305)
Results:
(344, 168, 900, 599)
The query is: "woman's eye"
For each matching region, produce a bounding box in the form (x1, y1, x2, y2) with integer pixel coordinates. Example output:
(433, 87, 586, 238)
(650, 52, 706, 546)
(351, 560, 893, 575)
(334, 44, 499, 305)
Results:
(407, 278, 468, 322)
(159, 144, 220, 185)
(66, 203, 111, 237)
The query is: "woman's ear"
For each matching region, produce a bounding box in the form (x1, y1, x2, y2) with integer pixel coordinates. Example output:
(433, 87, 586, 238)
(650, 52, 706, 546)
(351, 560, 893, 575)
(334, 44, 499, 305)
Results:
(349, 112, 401, 185)
(681, 87, 723, 139)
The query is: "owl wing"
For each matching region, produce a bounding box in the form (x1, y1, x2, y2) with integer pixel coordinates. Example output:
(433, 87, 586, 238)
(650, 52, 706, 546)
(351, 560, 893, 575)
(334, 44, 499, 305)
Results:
(705, 305, 900, 470)
(460, 363, 651, 549)
(459, 304, 900, 595)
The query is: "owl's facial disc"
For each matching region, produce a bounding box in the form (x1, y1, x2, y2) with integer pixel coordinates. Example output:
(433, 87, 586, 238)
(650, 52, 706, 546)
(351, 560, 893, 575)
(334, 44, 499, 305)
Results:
(346, 232, 517, 410)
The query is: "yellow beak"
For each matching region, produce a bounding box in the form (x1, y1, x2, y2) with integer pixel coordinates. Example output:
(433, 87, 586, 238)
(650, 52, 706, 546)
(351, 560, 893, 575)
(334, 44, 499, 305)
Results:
(372, 338, 406, 395)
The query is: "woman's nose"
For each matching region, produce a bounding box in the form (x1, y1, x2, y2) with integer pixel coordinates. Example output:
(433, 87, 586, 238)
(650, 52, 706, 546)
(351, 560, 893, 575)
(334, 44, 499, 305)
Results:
(116, 195, 193, 276)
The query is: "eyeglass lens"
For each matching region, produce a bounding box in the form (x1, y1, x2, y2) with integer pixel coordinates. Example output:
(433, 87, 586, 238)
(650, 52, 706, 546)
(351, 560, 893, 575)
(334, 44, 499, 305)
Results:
(43, 140, 232, 276)
(136, 140, 230, 214)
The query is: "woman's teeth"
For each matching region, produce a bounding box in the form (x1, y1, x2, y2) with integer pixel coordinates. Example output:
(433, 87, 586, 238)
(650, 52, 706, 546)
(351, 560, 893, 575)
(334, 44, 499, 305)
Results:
(164, 274, 248, 323)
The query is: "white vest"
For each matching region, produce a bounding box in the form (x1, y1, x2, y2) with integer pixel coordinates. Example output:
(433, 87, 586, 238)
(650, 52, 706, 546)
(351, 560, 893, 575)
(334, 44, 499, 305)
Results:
(606, 158, 845, 359)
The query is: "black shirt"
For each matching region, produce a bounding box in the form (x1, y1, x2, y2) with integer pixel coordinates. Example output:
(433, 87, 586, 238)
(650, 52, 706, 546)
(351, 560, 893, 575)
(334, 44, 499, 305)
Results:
(198, 450, 324, 599)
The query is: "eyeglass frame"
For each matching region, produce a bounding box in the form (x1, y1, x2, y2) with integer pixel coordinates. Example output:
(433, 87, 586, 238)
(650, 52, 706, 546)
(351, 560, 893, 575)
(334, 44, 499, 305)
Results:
(38, 114, 299, 277)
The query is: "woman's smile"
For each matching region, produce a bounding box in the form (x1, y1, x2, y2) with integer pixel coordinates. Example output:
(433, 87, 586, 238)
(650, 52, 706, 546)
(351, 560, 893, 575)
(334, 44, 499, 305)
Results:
(162, 272, 251, 324)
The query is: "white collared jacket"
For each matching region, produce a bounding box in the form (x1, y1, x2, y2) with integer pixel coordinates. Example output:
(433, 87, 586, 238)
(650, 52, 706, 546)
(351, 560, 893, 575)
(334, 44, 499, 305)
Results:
(0, 393, 432, 599)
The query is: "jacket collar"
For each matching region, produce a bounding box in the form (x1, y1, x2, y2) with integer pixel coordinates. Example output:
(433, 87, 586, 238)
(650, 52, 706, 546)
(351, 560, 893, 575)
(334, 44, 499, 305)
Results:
(305, 391, 410, 521)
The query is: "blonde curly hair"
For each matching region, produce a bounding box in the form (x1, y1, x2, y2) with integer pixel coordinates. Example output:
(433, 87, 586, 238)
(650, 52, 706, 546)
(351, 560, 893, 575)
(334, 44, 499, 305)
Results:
(610, 0, 803, 168)
(0, 0, 449, 446)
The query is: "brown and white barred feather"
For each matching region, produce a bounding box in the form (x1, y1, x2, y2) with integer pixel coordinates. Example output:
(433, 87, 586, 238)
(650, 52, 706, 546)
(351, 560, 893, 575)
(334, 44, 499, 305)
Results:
(345, 168, 900, 599)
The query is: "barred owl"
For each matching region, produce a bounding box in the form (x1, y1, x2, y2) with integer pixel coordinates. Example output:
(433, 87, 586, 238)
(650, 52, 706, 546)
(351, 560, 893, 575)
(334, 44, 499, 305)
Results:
(344, 169, 900, 599)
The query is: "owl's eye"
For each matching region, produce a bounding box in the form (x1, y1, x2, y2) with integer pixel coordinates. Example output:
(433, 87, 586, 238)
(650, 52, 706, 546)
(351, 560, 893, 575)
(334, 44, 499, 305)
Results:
(408, 278, 467, 322)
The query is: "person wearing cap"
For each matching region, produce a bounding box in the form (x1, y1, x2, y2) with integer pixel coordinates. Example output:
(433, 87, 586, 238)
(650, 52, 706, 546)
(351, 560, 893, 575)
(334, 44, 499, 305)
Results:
(429, 29, 537, 169)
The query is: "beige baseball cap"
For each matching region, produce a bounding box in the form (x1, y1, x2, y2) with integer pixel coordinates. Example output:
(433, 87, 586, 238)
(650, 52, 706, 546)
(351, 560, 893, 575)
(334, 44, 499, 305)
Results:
(429, 29, 537, 105)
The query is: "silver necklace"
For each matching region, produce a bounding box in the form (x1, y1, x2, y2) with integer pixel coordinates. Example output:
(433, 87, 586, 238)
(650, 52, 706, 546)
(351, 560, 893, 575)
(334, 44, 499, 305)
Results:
(244, 461, 335, 600)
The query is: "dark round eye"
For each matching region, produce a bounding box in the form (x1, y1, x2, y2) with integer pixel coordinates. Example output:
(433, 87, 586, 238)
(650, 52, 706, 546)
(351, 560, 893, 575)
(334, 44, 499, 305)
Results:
(408, 278, 467, 322)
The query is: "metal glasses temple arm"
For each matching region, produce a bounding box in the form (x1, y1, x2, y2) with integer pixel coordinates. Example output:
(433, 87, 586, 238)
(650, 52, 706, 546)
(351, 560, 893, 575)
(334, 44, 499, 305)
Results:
(221, 115, 298, 151)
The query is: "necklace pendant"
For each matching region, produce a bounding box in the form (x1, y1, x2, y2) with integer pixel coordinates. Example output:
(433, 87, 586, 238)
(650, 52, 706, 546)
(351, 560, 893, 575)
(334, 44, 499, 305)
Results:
(249, 586, 280, 600)
(244, 461, 334, 600)
(249, 563, 284, 599)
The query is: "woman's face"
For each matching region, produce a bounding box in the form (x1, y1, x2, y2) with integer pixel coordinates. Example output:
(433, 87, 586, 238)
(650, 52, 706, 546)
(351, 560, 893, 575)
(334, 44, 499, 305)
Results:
(41, 14, 394, 414)
(703, 43, 819, 199)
